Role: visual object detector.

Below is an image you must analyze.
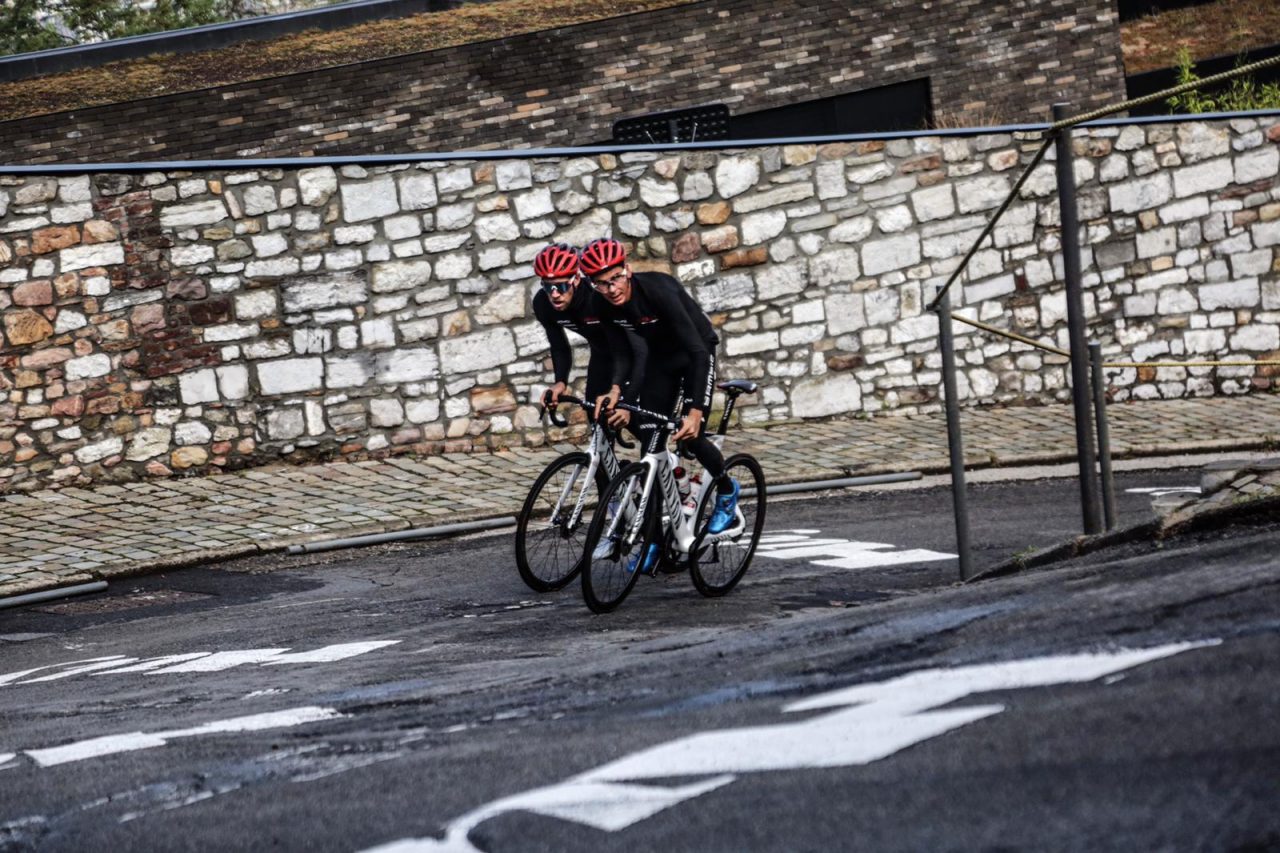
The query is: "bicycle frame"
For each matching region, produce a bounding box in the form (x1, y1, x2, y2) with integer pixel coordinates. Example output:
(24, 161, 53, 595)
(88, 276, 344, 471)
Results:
(551, 419, 623, 531)
(603, 403, 742, 556)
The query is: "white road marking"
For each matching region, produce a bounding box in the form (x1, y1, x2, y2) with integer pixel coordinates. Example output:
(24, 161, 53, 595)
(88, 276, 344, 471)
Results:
(362, 640, 1218, 853)
(22, 706, 343, 768)
(755, 529, 955, 569)
(0, 657, 127, 686)
(1, 641, 401, 686)
(0, 753, 15, 768)
(1125, 486, 1200, 497)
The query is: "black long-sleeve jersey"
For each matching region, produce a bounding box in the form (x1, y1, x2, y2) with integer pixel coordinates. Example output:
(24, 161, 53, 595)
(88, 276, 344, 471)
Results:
(592, 271, 720, 413)
(532, 283, 646, 396)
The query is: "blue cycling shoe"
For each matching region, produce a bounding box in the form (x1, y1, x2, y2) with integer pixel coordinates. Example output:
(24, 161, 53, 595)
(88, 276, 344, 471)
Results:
(707, 478, 740, 535)
(627, 543, 660, 575)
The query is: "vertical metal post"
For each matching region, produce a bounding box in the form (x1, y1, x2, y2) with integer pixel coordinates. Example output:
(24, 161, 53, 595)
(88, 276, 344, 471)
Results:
(1089, 342, 1117, 531)
(936, 290, 973, 581)
(1052, 102, 1103, 535)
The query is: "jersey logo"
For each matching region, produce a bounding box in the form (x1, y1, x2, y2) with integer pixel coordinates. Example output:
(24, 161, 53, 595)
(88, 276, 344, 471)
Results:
(638, 316, 658, 325)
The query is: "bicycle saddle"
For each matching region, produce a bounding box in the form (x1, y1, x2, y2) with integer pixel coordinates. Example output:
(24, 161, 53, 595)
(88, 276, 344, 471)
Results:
(717, 379, 758, 395)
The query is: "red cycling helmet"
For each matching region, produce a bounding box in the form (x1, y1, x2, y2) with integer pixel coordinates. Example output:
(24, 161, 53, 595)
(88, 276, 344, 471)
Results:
(579, 237, 627, 276)
(533, 243, 580, 279)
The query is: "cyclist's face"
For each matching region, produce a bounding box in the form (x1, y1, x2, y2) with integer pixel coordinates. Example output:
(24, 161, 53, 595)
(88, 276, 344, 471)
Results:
(542, 275, 578, 309)
(591, 265, 631, 306)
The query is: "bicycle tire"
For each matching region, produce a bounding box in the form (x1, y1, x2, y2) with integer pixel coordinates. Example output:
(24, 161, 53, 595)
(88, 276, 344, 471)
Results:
(688, 453, 767, 597)
(514, 452, 593, 592)
(581, 465, 656, 613)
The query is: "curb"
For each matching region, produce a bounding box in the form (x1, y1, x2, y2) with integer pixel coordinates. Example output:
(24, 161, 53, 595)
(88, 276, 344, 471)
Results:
(971, 491, 1280, 582)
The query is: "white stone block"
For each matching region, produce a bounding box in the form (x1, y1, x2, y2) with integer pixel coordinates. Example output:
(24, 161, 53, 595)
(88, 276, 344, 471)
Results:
(848, 162, 892, 185)
(816, 161, 847, 199)
(742, 210, 787, 245)
(377, 347, 439, 383)
(216, 365, 249, 400)
(126, 427, 170, 461)
(204, 323, 259, 342)
(830, 215, 873, 243)
(1199, 278, 1259, 309)
(60, 242, 124, 271)
(862, 234, 921, 276)
(325, 354, 373, 388)
(397, 172, 438, 210)
(283, 273, 368, 311)
(1251, 219, 1280, 248)
(245, 257, 301, 278)
(681, 171, 714, 201)
(369, 260, 430, 293)
(341, 175, 399, 222)
(618, 211, 651, 237)
(695, 275, 754, 311)
(440, 328, 517, 374)
(434, 253, 473, 280)
(793, 299, 825, 324)
(809, 247, 860, 286)
(791, 372, 861, 418)
(825, 292, 864, 335)
(864, 288, 900, 325)
(514, 187, 555, 220)
(1172, 158, 1233, 198)
(1230, 323, 1280, 351)
(242, 185, 278, 216)
(875, 204, 913, 233)
(361, 317, 396, 348)
(1157, 288, 1197, 314)
(75, 435, 123, 464)
(726, 331, 779, 356)
(1136, 227, 1176, 259)
(65, 353, 111, 380)
(956, 175, 1011, 213)
(495, 160, 532, 191)
(258, 357, 324, 395)
(890, 313, 938, 343)
(298, 166, 337, 206)
(475, 212, 520, 243)
(1184, 329, 1226, 353)
(1108, 173, 1173, 214)
(734, 184, 814, 213)
(714, 156, 760, 199)
(638, 177, 679, 208)
(1230, 248, 1272, 278)
(1177, 123, 1230, 162)
(910, 185, 955, 222)
(406, 397, 441, 424)
(179, 368, 220, 404)
(174, 421, 212, 446)
(756, 262, 806, 299)
(160, 199, 228, 228)
(1235, 146, 1280, 185)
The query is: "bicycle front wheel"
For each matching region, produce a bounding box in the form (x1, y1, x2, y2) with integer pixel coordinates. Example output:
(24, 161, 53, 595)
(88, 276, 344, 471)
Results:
(688, 453, 766, 597)
(514, 452, 593, 592)
(581, 465, 655, 613)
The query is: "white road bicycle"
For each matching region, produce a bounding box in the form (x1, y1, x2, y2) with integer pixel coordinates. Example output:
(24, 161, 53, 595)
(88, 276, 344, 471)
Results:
(513, 393, 635, 592)
(580, 380, 766, 613)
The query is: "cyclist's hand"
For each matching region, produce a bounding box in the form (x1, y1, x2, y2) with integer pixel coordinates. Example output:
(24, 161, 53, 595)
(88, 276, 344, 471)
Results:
(607, 408, 631, 430)
(548, 381, 567, 407)
(593, 384, 622, 420)
(672, 409, 703, 442)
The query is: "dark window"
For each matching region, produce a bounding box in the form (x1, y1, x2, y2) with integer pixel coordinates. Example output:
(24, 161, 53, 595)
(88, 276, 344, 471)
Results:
(607, 78, 932, 145)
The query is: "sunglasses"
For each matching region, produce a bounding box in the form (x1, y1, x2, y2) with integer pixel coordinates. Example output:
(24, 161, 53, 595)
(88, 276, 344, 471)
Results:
(589, 271, 628, 291)
(541, 277, 577, 295)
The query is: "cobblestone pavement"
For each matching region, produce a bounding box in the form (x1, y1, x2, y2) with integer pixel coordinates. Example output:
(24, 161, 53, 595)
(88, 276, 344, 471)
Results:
(3, 394, 1278, 601)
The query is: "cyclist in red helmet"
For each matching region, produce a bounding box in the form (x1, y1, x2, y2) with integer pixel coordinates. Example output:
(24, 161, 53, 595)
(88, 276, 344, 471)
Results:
(532, 242, 645, 411)
(581, 237, 740, 537)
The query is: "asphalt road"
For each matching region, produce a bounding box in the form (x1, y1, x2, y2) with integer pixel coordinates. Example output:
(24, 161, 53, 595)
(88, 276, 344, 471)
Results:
(1, 466, 1277, 852)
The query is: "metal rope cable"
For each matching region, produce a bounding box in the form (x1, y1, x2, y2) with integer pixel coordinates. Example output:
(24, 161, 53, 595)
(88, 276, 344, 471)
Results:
(949, 313, 1071, 357)
(1047, 53, 1280, 132)
(925, 136, 1053, 311)
(1102, 359, 1280, 368)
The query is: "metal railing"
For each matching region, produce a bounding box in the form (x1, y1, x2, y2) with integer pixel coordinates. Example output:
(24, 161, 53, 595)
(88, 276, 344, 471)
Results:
(932, 51, 1280, 580)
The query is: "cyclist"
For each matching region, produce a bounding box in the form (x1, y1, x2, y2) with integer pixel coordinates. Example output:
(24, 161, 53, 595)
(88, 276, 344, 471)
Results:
(580, 237, 740, 548)
(532, 243, 645, 413)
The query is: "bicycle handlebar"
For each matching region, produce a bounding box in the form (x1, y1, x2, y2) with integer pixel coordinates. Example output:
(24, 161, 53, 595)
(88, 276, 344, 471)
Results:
(540, 391, 635, 449)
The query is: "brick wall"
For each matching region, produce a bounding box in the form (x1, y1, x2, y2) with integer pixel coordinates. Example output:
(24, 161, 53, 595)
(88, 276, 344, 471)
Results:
(0, 0, 1123, 164)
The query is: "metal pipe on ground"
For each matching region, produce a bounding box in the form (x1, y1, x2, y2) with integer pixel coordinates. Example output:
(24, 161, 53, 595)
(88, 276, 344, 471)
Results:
(0, 580, 108, 610)
(1052, 102, 1103, 536)
(286, 517, 517, 554)
(747, 471, 922, 497)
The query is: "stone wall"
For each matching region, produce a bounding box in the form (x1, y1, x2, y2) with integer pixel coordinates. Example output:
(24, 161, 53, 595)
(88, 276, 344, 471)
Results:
(2, 115, 1279, 492)
(0, 0, 1124, 164)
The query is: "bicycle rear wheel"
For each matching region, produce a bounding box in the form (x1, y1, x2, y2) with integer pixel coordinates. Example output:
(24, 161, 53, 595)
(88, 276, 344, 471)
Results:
(688, 453, 766, 597)
(581, 465, 656, 613)
(514, 452, 593, 592)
